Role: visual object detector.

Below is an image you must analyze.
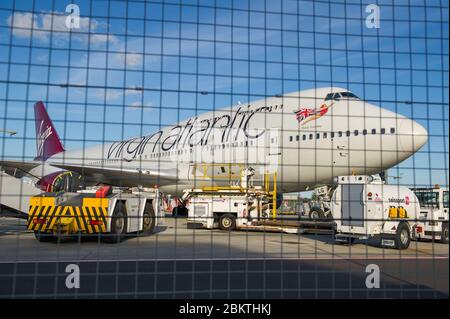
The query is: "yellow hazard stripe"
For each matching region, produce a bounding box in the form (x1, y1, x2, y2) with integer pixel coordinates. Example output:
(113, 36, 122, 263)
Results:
(32, 206, 48, 231)
(89, 207, 99, 233)
(27, 200, 111, 234)
(27, 205, 38, 230)
(75, 206, 86, 232)
(82, 207, 93, 233)
(47, 206, 62, 230)
(40, 206, 55, 232)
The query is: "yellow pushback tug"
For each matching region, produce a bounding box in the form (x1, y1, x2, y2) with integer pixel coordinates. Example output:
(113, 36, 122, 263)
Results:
(27, 186, 163, 243)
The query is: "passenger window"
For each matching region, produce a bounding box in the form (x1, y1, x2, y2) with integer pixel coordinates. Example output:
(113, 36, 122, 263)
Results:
(309, 134, 313, 140)
(390, 128, 395, 134)
(354, 130, 358, 136)
(323, 132, 327, 138)
(346, 131, 350, 137)
(381, 128, 386, 134)
(338, 131, 342, 137)
(302, 135, 306, 141)
(371, 129, 376, 134)
(363, 129, 367, 135)
(316, 133, 320, 139)
(296, 135, 299, 141)
(289, 136, 293, 142)
(331, 132, 335, 138)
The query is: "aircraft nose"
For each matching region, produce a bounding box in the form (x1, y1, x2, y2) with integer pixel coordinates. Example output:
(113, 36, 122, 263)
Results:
(399, 119, 428, 152)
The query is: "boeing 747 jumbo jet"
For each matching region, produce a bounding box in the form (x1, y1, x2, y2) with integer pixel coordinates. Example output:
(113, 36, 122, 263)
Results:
(1, 87, 427, 198)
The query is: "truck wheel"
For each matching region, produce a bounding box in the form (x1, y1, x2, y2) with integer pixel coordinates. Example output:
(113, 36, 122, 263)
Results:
(441, 223, 449, 244)
(219, 214, 236, 231)
(103, 202, 127, 244)
(34, 231, 55, 242)
(394, 223, 411, 250)
(309, 209, 325, 221)
(142, 202, 156, 234)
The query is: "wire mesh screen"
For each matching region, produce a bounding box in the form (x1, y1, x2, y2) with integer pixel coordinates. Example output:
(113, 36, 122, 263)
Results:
(0, 0, 448, 301)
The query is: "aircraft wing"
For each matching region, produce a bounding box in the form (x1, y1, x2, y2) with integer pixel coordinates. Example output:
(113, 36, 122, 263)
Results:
(0, 160, 42, 178)
(48, 162, 179, 187)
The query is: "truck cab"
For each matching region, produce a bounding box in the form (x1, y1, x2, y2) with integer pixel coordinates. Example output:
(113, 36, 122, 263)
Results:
(412, 187, 449, 243)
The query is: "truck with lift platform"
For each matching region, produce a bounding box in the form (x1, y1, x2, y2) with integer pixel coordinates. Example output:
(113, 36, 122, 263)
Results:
(185, 168, 333, 234)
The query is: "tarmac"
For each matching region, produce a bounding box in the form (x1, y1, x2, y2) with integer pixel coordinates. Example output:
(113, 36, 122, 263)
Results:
(0, 216, 448, 298)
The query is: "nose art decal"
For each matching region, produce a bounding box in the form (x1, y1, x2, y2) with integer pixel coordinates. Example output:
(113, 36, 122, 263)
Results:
(294, 101, 335, 125)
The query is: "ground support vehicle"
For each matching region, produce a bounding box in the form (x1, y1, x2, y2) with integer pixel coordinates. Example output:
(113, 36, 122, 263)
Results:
(332, 175, 448, 249)
(27, 186, 164, 243)
(186, 168, 333, 234)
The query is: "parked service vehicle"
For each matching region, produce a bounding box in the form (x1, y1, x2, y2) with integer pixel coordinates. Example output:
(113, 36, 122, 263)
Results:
(332, 175, 449, 249)
(412, 187, 448, 244)
(27, 186, 164, 243)
(186, 188, 273, 231)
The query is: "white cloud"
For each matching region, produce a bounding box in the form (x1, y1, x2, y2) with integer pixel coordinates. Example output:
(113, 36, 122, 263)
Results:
(7, 12, 38, 39)
(94, 89, 122, 101)
(125, 53, 142, 67)
(127, 101, 153, 109)
(7, 11, 117, 45)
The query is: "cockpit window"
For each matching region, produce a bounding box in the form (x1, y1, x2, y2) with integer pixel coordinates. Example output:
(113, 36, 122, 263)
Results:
(340, 92, 359, 99)
(324, 93, 334, 101)
(324, 93, 342, 101)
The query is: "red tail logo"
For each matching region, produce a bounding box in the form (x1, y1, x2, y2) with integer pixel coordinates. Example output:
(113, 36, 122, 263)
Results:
(34, 101, 65, 161)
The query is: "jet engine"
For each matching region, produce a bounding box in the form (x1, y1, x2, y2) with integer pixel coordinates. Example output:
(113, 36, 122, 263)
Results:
(37, 171, 83, 192)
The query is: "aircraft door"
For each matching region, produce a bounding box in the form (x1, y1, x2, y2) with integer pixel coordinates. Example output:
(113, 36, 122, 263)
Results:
(267, 128, 281, 156)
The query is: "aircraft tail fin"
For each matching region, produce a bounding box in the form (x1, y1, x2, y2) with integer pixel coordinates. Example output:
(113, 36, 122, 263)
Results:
(34, 101, 65, 161)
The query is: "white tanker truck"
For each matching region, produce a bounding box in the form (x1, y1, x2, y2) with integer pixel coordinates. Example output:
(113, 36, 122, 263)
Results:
(332, 175, 448, 249)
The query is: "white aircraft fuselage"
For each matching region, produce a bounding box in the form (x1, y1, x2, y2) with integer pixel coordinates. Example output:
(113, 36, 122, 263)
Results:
(48, 87, 428, 195)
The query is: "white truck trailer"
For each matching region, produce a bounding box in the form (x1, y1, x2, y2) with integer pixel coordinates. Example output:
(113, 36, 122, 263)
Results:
(28, 186, 164, 243)
(332, 175, 449, 249)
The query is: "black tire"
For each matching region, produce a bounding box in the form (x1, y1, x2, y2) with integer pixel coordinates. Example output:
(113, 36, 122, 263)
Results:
(218, 214, 236, 231)
(394, 223, 411, 250)
(309, 208, 325, 221)
(34, 231, 56, 242)
(141, 201, 156, 234)
(441, 223, 449, 244)
(102, 202, 127, 244)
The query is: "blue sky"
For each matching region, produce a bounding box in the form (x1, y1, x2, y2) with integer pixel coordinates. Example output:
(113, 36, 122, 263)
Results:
(0, 0, 448, 187)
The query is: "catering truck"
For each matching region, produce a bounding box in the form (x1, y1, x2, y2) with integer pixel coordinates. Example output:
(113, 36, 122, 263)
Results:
(332, 175, 449, 249)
